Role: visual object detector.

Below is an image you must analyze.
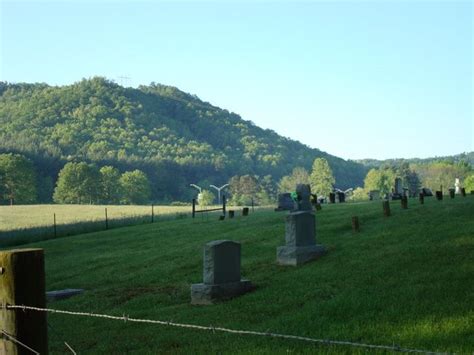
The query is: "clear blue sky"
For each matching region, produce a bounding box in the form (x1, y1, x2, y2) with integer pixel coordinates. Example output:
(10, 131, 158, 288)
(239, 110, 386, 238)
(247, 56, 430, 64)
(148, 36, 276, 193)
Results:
(1, 0, 472, 160)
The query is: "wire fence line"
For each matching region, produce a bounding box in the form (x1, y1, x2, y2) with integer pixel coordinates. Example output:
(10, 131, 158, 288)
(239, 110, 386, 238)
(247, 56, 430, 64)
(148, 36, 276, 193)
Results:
(4, 304, 449, 354)
(1, 329, 40, 354)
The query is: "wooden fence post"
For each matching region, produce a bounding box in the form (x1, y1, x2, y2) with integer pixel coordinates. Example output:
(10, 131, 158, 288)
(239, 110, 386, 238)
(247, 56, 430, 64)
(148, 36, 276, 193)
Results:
(53, 213, 57, 238)
(0, 249, 48, 354)
(105, 208, 109, 230)
(351, 216, 360, 233)
(383, 201, 391, 217)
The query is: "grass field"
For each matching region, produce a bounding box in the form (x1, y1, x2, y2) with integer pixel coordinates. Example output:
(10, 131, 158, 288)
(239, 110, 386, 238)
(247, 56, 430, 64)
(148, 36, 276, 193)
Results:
(0, 204, 192, 231)
(4, 196, 474, 353)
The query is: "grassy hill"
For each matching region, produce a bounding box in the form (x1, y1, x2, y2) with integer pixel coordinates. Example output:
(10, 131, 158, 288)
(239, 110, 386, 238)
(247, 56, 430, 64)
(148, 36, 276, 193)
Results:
(10, 196, 474, 353)
(0, 78, 367, 202)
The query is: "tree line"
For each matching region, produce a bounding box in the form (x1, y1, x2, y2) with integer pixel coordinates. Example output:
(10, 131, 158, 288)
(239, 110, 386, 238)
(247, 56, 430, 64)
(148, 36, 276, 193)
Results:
(1, 152, 473, 206)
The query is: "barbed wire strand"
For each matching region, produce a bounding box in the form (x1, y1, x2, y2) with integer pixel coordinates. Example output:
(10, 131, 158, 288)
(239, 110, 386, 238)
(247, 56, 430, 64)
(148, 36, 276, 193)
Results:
(4, 304, 448, 354)
(1, 329, 40, 355)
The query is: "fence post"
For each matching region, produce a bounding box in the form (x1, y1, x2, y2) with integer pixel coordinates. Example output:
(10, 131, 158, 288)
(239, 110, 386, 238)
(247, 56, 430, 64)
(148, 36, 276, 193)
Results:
(192, 199, 196, 219)
(53, 213, 57, 238)
(105, 208, 109, 230)
(382, 201, 391, 217)
(222, 195, 226, 216)
(0, 248, 48, 354)
(352, 216, 360, 233)
(151, 204, 154, 223)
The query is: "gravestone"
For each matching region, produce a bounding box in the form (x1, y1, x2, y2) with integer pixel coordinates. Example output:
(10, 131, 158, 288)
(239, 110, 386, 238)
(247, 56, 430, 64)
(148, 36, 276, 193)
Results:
(329, 192, 336, 203)
(455, 178, 461, 194)
(401, 196, 408, 209)
(275, 193, 294, 211)
(419, 193, 424, 204)
(228, 210, 235, 218)
(392, 178, 403, 200)
(242, 207, 249, 216)
(436, 191, 443, 200)
(337, 192, 345, 203)
(461, 188, 466, 197)
(277, 184, 326, 266)
(449, 188, 455, 199)
(421, 188, 433, 197)
(191, 240, 253, 305)
(369, 190, 380, 200)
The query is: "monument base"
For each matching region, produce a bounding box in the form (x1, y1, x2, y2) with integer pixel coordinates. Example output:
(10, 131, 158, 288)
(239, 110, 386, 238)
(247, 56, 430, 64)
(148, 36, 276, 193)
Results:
(191, 280, 253, 305)
(276, 245, 326, 266)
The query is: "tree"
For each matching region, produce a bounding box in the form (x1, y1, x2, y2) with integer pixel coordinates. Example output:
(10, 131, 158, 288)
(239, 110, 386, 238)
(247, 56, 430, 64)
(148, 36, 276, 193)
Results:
(228, 175, 258, 205)
(351, 187, 369, 201)
(119, 170, 151, 204)
(464, 174, 474, 192)
(197, 189, 214, 206)
(278, 167, 310, 193)
(309, 158, 335, 197)
(53, 162, 100, 204)
(0, 153, 37, 204)
(363, 168, 395, 196)
(99, 166, 122, 204)
(397, 162, 421, 196)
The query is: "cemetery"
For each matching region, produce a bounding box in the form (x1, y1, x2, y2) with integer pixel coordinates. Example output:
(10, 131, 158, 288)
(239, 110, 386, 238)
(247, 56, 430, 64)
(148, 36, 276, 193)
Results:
(1, 193, 473, 353)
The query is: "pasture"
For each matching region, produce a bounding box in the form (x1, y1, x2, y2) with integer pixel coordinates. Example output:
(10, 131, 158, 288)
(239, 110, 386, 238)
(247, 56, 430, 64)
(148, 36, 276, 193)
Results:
(4, 196, 474, 353)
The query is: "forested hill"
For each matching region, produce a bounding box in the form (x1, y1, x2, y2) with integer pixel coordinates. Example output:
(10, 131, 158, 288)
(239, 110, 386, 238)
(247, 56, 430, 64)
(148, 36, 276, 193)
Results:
(357, 152, 474, 169)
(0, 77, 366, 201)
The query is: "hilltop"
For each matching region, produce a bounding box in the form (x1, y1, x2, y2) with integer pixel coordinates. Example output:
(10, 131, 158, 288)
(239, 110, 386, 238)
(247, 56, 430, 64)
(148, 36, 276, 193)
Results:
(0, 78, 366, 201)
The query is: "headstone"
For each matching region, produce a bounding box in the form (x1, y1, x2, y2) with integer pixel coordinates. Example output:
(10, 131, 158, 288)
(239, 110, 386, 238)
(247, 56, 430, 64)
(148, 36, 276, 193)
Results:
(455, 178, 461, 194)
(277, 184, 326, 266)
(46, 288, 84, 301)
(218, 215, 225, 221)
(436, 191, 443, 200)
(461, 188, 466, 197)
(242, 207, 249, 216)
(391, 178, 403, 200)
(275, 193, 294, 211)
(228, 210, 235, 218)
(421, 188, 433, 197)
(191, 240, 253, 305)
(419, 193, 424, 204)
(401, 196, 408, 209)
(337, 192, 345, 203)
(449, 188, 455, 199)
(369, 190, 380, 201)
(329, 192, 336, 203)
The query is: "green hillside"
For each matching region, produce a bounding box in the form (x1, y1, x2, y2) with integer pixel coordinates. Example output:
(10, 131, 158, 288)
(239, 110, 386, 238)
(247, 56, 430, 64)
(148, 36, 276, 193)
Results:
(0, 78, 367, 202)
(16, 196, 474, 353)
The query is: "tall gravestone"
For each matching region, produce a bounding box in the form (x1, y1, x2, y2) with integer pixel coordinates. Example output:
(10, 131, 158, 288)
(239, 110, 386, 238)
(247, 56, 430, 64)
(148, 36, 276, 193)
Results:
(276, 184, 326, 266)
(191, 240, 253, 304)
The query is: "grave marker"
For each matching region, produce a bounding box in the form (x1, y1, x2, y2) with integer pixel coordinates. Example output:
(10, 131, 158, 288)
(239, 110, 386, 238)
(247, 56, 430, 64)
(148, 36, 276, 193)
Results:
(383, 201, 391, 217)
(191, 240, 253, 304)
(276, 185, 326, 266)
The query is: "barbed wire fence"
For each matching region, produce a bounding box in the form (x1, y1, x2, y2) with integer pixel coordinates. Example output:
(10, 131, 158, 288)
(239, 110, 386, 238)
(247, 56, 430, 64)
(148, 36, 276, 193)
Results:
(2, 304, 449, 355)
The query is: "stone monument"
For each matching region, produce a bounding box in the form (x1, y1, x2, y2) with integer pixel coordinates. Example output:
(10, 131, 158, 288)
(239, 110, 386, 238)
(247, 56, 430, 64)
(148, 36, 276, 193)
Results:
(275, 193, 294, 211)
(455, 178, 461, 194)
(392, 178, 403, 200)
(191, 240, 253, 305)
(276, 184, 326, 266)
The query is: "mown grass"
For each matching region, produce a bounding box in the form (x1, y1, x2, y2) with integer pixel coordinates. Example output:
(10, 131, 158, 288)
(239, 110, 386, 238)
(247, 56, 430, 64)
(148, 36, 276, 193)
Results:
(10, 196, 474, 353)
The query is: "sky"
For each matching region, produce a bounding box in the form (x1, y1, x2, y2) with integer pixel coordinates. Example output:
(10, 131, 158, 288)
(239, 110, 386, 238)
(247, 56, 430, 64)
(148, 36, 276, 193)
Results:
(1, 0, 472, 161)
